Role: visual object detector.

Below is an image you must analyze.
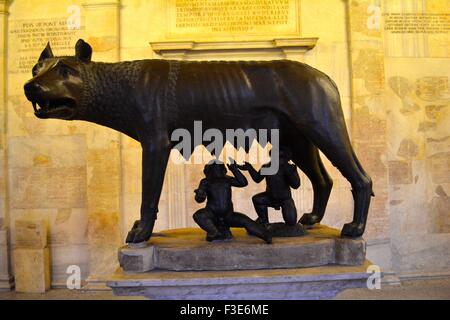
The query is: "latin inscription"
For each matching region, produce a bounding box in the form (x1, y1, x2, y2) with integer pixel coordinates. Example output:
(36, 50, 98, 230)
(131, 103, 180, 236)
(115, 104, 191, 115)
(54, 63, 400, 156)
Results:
(168, 0, 300, 38)
(384, 13, 450, 34)
(9, 18, 84, 74)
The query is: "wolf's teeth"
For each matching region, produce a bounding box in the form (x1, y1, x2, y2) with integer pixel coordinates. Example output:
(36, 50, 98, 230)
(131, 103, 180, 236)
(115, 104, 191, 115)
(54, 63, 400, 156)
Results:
(32, 102, 37, 112)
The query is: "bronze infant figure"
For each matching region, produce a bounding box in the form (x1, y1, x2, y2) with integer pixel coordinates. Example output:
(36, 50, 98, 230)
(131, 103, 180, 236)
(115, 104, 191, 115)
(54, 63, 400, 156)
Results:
(193, 161, 272, 243)
(24, 39, 373, 244)
(238, 148, 301, 227)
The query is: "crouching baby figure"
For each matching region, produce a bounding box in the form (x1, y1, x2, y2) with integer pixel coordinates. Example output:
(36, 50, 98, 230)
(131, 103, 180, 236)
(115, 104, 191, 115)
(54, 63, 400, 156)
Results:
(193, 160, 272, 244)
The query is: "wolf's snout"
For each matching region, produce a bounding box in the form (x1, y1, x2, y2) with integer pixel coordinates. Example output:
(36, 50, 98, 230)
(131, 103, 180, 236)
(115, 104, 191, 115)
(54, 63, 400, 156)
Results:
(24, 81, 43, 100)
(24, 81, 40, 92)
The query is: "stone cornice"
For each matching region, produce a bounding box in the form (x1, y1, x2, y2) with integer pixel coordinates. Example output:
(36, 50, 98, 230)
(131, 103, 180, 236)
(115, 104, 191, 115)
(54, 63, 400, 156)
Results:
(82, 0, 121, 10)
(0, 0, 11, 15)
(150, 38, 319, 60)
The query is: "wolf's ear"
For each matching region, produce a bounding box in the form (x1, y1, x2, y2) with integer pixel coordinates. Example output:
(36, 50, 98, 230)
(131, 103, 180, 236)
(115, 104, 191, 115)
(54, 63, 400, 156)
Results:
(75, 39, 92, 63)
(39, 42, 54, 62)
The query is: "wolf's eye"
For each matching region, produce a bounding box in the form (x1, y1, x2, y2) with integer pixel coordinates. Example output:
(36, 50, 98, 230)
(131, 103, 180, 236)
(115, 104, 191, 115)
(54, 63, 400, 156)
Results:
(61, 67, 69, 78)
(32, 66, 39, 77)
(59, 65, 73, 78)
(32, 62, 43, 77)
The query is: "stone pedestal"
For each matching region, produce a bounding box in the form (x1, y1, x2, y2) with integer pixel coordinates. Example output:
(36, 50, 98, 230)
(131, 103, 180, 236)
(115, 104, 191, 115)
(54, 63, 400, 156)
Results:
(108, 260, 372, 300)
(14, 248, 50, 293)
(118, 225, 365, 273)
(0, 228, 14, 291)
(14, 220, 50, 293)
(109, 225, 370, 299)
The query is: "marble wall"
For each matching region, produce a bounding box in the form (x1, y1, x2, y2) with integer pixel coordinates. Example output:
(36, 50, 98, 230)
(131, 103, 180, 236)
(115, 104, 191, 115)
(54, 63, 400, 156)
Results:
(0, 0, 448, 287)
(383, 0, 450, 274)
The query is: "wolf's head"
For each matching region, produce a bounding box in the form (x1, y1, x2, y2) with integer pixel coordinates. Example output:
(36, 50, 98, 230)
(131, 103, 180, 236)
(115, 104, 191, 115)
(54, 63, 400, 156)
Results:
(24, 39, 92, 120)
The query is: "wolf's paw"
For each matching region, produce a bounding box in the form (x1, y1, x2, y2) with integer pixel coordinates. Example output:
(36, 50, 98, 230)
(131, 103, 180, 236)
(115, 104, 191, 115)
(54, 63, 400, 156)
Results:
(341, 222, 365, 238)
(126, 220, 153, 244)
(299, 213, 322, 226)
(130, 220, 140, 230)
(263, 230, 273, 244)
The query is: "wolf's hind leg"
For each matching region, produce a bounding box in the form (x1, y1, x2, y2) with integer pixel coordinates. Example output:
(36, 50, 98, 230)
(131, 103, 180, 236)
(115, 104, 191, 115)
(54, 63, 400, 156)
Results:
(289, 137, 333, 226)
(302, 124, 372, 238)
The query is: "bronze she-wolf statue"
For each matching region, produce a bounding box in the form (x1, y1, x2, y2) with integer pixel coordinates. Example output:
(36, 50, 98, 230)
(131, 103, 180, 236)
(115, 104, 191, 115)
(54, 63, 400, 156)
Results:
(24, 39, 373, 244)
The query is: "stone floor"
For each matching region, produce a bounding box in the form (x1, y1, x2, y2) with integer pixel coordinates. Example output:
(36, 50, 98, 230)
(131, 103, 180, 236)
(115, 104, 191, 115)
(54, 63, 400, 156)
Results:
(0, 278, 448, 300)
(335, 277, 450, 300)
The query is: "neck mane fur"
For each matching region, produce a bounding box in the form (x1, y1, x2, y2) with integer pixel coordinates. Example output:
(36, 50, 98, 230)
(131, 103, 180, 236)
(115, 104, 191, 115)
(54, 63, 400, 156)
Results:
(78, 60, 145, 139)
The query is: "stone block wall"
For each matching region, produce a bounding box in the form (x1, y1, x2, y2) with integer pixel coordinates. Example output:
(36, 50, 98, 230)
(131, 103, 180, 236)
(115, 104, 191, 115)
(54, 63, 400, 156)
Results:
(0, 0, 448, 287)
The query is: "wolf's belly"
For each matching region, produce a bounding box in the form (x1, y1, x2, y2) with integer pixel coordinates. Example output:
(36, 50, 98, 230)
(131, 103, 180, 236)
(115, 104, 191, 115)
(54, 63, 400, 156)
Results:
(174, 61, 282, 122)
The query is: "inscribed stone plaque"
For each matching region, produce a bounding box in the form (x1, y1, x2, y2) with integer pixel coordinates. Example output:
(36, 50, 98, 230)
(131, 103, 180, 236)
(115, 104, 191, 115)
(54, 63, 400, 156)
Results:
(384, 13, 450, 34)
(15, 219, 47, 248)
(9, 18, 84, 74)
(166, 0, 301, 39)
(10, 166, 87, 209)
(383, 11, 450, 57)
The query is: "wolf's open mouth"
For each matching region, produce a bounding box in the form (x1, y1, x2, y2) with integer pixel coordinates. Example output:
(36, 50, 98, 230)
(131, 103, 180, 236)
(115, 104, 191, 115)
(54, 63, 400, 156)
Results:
(32, 98, 76, 119)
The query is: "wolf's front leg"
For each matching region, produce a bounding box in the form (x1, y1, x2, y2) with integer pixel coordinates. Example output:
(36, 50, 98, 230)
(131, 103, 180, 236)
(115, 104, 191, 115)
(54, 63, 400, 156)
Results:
(126, 138, 171, 244)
